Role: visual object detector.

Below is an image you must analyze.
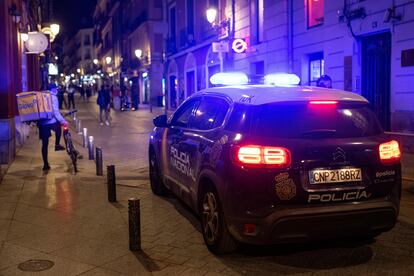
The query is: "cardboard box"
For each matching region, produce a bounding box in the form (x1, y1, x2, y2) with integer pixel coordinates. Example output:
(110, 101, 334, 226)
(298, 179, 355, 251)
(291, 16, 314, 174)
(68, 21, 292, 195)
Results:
(16, 91, 53, 122)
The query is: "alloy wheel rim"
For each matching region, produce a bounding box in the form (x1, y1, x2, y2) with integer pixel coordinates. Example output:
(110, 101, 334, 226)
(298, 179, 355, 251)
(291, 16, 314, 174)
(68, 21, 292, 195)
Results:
(202, 192, 219, 243)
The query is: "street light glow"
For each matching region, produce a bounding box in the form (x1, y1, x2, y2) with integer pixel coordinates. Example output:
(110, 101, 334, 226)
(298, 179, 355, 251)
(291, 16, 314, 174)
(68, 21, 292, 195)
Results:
(20, 33, 29, 42)
(93, 59, 99, 65)
(50, 24, 60, 36)
(106, 56, 112, 64)
(77, 68, 81, 73)
(135, 49, 142, 58)
(206, 8, 217, 24)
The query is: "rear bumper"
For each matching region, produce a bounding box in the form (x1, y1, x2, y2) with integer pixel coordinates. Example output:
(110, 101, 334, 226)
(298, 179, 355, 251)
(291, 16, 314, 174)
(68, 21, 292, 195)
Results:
(227, 200, 398, 245)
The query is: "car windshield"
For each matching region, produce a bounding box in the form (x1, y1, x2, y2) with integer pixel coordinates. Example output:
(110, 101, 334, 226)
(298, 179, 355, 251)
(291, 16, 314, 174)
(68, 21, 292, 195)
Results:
(251, 102, 383, 138)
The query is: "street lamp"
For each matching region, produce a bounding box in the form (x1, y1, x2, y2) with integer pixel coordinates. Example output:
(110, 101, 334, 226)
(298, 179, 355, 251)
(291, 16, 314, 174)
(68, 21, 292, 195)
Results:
(93, 58, 99, 65)
(20, 33, 29, 42)
(105, 56, 112, 64)
(50, 24, 60, 36)
(134, 49, 142, 59)
(206, 8, 217, 24)
(205, 7, 231, 35)
(77, 68, 81, 73)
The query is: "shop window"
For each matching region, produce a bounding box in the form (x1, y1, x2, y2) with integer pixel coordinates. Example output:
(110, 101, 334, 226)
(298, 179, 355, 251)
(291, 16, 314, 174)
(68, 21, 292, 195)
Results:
(307, 0, 324, 28)
(309, 52, 324, 86)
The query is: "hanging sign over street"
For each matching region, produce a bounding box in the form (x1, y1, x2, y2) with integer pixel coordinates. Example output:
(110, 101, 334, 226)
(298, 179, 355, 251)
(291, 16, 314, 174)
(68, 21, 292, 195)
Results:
(212, 41, 229, 53)
(232, 38, 248, 53)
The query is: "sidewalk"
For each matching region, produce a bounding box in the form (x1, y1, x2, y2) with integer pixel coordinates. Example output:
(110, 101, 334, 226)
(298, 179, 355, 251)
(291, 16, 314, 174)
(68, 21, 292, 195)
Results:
(1, 98, 414, 275)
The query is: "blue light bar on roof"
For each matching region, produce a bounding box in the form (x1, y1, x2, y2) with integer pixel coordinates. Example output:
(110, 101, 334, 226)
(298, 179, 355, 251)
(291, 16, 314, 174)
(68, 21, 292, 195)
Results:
(264, 73, 301, 86)
(210, 72, 249, 86)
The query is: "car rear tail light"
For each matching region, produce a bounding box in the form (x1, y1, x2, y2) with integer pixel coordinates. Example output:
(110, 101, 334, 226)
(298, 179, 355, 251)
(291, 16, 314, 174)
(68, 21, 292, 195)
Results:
(237, 145, 291, 168)
(309, 100, 338, 105)
(379, 140, 401, 164)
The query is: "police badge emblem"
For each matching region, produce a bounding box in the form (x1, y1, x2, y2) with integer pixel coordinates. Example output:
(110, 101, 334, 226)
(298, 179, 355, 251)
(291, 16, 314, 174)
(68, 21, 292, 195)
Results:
(275, 173, 296, 200)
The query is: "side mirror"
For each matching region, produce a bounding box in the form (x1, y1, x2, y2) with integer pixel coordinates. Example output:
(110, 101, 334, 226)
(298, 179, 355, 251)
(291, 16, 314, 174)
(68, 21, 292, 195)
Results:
(153, 114, 168, 128)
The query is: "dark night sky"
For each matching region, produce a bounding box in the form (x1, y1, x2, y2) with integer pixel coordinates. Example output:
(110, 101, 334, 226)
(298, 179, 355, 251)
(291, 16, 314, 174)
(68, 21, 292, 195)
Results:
(54, 0, 97, 39)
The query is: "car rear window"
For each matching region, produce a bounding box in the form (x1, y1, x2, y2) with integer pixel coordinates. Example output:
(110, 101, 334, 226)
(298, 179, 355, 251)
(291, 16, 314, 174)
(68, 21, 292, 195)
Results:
(251, 102, 383, 138)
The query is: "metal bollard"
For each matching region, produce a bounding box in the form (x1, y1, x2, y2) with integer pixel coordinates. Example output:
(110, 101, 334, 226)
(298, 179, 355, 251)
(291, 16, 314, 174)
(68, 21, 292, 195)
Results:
(76, 119, 82, 134)
(107, 165, 117, 202)
(88, 136, 94, 160)
(128, 198, 141, 251)
(82, 128, 88, 148)
(96, 147, 103, 176)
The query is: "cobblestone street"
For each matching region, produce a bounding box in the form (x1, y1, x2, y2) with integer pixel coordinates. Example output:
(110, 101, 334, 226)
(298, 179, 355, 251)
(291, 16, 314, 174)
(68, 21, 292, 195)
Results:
(1, 98, 414, 275)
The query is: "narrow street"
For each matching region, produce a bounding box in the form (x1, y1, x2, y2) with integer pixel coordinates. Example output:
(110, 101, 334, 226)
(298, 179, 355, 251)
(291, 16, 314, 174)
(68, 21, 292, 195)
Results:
(1, 97, 414, 275)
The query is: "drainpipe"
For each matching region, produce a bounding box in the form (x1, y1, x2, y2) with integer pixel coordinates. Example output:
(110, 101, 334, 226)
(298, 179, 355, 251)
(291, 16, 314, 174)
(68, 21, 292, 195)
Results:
(287, 0, 294, 73)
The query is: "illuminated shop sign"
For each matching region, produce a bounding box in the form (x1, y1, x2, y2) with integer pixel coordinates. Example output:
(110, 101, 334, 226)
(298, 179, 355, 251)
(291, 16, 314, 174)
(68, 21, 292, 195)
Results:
(232, 38, 248, 54)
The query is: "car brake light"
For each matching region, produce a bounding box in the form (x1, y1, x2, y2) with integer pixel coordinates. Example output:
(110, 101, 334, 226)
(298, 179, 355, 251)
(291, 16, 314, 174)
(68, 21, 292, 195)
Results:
(238, 146, 261, 164)
(309, 100, 338, 105)
(237, 145, 291, 167)
(379, 140, 401, 163)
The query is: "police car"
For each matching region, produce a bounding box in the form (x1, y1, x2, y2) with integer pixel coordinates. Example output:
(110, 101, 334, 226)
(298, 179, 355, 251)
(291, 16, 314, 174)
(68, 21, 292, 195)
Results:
(148, 73, 401, 254)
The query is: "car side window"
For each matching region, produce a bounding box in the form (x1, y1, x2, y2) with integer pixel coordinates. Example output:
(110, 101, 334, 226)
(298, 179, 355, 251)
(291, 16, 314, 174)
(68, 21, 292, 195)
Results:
(190, 97, 230, 130)
(170, 99, 199, 128)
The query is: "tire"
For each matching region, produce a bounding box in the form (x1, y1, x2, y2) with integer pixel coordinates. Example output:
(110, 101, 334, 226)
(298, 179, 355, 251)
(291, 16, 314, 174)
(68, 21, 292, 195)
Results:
(149, 150, 168, 196)
(199, 184, 238, 254)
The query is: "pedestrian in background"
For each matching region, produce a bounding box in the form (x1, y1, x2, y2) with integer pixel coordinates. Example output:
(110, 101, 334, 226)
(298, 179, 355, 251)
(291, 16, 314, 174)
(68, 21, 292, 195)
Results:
(86, 85, 92, 102)
(112, 84, 121, 111)
(130, 78, 139, 111)
(67, 84, 76, 109)
(79, 85, 86, 102)
(57, 84, 67, 110)
(97, 85, 111, 126)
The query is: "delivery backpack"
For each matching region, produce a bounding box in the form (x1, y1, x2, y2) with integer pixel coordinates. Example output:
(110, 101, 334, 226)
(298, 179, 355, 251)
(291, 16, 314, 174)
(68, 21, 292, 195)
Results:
(16, 91, 54, 123)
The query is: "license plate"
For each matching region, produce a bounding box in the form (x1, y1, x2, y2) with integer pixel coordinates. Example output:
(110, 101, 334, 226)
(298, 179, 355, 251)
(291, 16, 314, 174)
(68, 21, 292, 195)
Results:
(309, 168, 362, 184)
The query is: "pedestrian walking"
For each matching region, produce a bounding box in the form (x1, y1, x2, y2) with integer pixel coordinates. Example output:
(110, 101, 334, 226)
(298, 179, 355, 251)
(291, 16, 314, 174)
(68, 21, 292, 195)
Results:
(79, 85, 86, 102)
(67, 84, 76, 109)
(86, 85, 92, 102)
(112, 84, 121, 111)
(38, 87, 68, 171)
(131, 78, 139, 111)
(97, 85, 111, 126)
(57, 84, 67, 110)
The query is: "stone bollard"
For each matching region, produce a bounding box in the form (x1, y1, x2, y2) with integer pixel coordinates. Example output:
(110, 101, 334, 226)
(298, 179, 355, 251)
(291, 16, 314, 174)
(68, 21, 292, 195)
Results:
(96, 147, 103, 176)
(88, 136, 94, 160)
(107, 165, 117, 202)
(128, 198, 141, 251)
(76, 119, 82, 134)
(82, 128, 88, 148)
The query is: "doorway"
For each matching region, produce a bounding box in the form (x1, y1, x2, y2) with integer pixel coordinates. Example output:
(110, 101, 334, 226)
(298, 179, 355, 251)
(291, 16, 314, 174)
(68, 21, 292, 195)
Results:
(186, 70, 195, 97)
(361, 32, 391, 130)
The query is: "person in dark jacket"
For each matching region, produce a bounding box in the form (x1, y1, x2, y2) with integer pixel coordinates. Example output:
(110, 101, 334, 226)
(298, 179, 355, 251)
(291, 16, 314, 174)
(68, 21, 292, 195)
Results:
(130, 79, 139, 111)
(97, 85, 111, 126)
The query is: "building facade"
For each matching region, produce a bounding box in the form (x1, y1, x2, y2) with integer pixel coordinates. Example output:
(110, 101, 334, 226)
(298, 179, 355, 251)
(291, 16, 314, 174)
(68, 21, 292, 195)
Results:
(121, 0, 166, 106)
(164, 0, 414, 135)
(76, 28, 95, 75)
(0, 0, 51, 177)
(92, 0, 166, 106)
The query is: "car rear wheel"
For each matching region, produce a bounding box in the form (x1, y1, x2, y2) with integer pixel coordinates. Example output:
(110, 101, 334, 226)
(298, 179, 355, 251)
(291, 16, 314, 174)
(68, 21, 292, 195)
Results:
(149, 150, 167, 196)
(200, 184, 237, 254)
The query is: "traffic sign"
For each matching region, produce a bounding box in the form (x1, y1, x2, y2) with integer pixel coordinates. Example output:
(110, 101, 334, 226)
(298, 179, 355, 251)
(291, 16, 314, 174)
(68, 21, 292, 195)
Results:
(212, 41, 229, 53)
